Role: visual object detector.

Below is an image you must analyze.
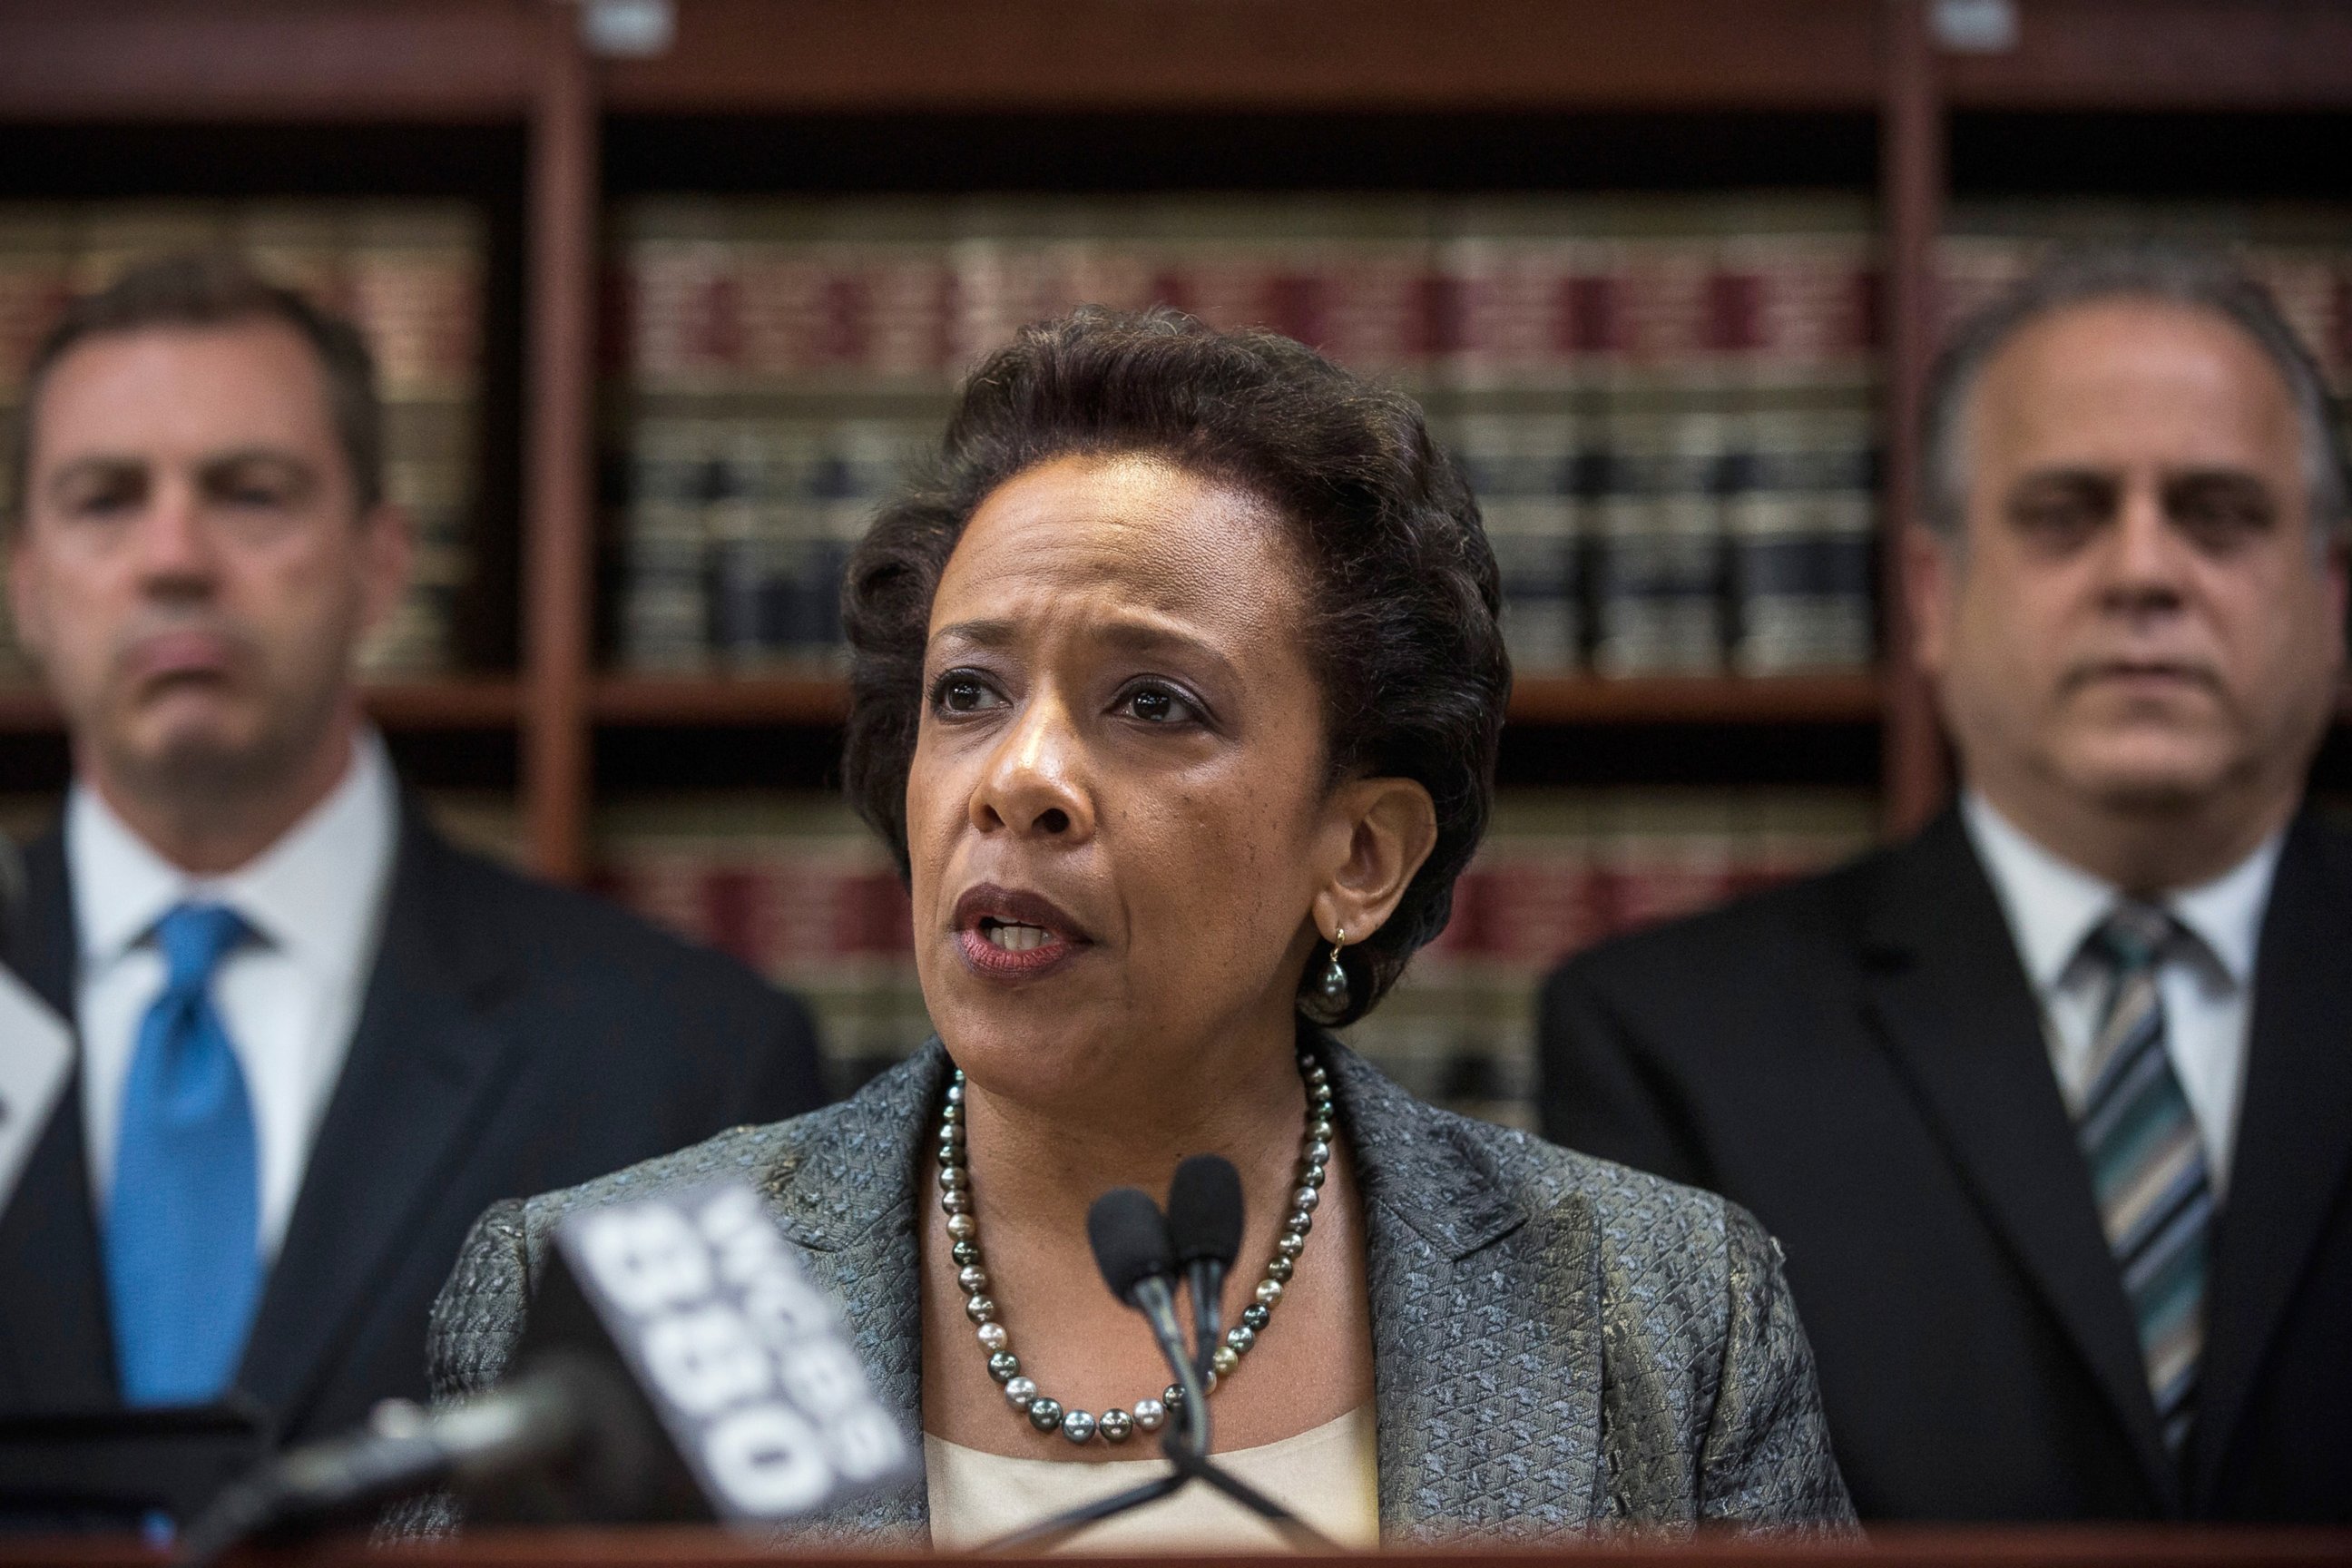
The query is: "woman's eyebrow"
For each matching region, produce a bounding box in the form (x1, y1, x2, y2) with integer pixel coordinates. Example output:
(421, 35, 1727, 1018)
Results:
(1093, 619, 1239, 681)
(930, 614, 1240, 681)
(930, 618, 1018, 651)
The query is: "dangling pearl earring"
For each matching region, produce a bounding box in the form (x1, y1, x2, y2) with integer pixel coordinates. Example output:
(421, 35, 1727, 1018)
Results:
(1300, 926, 1350, 1025)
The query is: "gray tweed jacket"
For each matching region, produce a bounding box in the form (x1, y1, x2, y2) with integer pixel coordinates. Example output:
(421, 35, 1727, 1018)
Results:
(402, 1037, 1854, 1542)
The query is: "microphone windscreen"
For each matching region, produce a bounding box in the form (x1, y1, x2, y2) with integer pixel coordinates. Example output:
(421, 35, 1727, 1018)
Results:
(1166, 1154, 1244, 1270)
(1085, 1188, 1174, 1304)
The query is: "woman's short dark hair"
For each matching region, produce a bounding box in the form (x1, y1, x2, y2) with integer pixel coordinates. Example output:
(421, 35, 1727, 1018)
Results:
(842, 306, 1509, 1025)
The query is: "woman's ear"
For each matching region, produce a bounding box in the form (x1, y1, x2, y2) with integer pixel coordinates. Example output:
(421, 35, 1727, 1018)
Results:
(1310, 777, 1439, 946)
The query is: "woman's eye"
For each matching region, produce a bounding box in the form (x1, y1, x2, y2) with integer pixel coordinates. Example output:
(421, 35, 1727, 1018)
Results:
(1117, 682, 1200, 725)
(930, 672, 1004, 715)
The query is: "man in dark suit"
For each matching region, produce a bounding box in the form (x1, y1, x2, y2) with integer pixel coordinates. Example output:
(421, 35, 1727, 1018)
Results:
(1540, 247, 2352, 1522)
(0, 256, 827, 1466)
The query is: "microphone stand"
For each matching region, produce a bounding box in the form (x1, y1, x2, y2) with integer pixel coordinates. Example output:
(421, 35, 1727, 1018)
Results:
(1185, 1256, 1226, 1378)
(983, 1274, 1338, 1554)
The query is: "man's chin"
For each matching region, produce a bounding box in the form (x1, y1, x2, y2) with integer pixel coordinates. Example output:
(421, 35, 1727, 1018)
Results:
(2057, 743, 2237, 816)
(107, 713, 279, 797)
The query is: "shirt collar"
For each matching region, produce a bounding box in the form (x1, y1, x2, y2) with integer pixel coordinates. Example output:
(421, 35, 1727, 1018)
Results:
(2168, 824, 2281, 986)
(66, 784, 186, 972)
(1960, 789, 2281, 990)
(67, 730, 399, 978)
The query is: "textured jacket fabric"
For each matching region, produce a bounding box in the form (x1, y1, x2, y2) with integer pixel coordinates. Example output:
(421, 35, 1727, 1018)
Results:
(407, 1035, 1853, 1543)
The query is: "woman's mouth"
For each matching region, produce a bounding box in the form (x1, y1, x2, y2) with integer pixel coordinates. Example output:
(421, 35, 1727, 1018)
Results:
(980, 919, 1055, 954)
(952, 885, 1092, 979)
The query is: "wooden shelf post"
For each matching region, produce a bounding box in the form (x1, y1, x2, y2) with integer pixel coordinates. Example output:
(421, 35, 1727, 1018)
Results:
(1879, 0, 1951, 837)
(521, 0, 598, 882)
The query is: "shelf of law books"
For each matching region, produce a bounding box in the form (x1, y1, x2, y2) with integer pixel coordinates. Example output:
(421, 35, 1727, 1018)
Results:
(593, 787, 1877, 1125)
(0, 197, 489, 689)
(599, 188, 2352, 695)
(599, 191, 1885, 692)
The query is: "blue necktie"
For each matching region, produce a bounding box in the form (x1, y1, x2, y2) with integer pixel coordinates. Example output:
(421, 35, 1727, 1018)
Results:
(105, 903, 262, 1407)
(2079, 902, 2213, 1459)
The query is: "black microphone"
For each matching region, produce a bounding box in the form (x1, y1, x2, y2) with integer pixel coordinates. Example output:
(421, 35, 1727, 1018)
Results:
(177, 1181, 913, 1564)
(174, 1350, 653, 1567)
(1165, 1155, 1244, 1378)
(979, 1187, 1335, 1553)
(1084, 1189, 1208, 1455)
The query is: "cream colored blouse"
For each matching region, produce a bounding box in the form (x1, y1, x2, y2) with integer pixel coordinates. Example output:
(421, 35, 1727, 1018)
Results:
(925, 1405, 1379, 1553)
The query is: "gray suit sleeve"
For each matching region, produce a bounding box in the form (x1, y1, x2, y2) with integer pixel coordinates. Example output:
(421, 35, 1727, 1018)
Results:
(377, 1199, 535, 1541)
(425, 1197, 535, 1401)
(1698, 1205, 1857, 1529)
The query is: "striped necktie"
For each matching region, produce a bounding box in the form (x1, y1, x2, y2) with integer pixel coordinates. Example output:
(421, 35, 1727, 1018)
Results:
(2078, 901, 2213, 1459)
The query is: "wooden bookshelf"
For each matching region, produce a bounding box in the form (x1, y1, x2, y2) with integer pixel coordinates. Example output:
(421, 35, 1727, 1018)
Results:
(5, 0, 2346, 883)
(10, 1525, 2352, 1568)
(593, 674, 853, 728)
(0, 0, 542, 122)
(1940, 0, 2352, 109)
(587, 674, 1886, 730)
(1511, 674, 1883, 726)
(598, 0, 1886, 113)
(15, 665, 2352, 746)
(363, 678, 526, 730)
(0, 680, 524, 735)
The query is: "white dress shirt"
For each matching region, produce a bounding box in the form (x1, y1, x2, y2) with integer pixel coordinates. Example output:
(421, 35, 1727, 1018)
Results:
(70, 730, 399, 1261)
(1961, 791, 2280, 1199)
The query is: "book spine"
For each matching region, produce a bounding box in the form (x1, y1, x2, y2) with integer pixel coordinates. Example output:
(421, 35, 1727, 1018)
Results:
(1723, 407, 1879, 675)
(615, 415, 717, 672)
(1585, 405, 1728, 677)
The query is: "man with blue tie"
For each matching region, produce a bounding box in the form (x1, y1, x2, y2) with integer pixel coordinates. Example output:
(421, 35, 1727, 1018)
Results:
(1539, 247, 2352, 1520)
(0, 255, 827, 1455)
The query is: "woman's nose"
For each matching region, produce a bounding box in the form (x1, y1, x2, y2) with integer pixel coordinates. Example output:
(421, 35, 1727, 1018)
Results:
(968, 694, 1095, 841)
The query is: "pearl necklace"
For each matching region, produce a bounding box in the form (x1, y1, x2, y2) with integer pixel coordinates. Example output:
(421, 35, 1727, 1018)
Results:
(936, 1048, 1336, 1446)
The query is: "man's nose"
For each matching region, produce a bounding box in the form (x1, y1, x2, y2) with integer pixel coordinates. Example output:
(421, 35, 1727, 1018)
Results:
(2102, 478, 2187, 609)
(132, 485, 220, 593)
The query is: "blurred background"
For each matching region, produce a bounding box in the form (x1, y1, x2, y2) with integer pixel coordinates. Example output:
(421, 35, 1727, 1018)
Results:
(3, 0, 2347, 1125)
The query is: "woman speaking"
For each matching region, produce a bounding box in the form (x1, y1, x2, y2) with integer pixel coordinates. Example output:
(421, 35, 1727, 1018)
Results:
(417, 309, 1853, 1544)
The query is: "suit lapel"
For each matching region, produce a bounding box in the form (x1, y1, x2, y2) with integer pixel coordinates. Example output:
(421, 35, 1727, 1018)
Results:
(1859, 812, 2177, 1508)
(0, 831, 117, 1411)
(764, 1042, 939, 1544)
(7, 830, 76, 1018)
(2190, 815, 2352, 1506)
(0, 1083, 117, 1411)
(1330, 1041, 1605, 1537)
(235, 808, 524, 1431)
